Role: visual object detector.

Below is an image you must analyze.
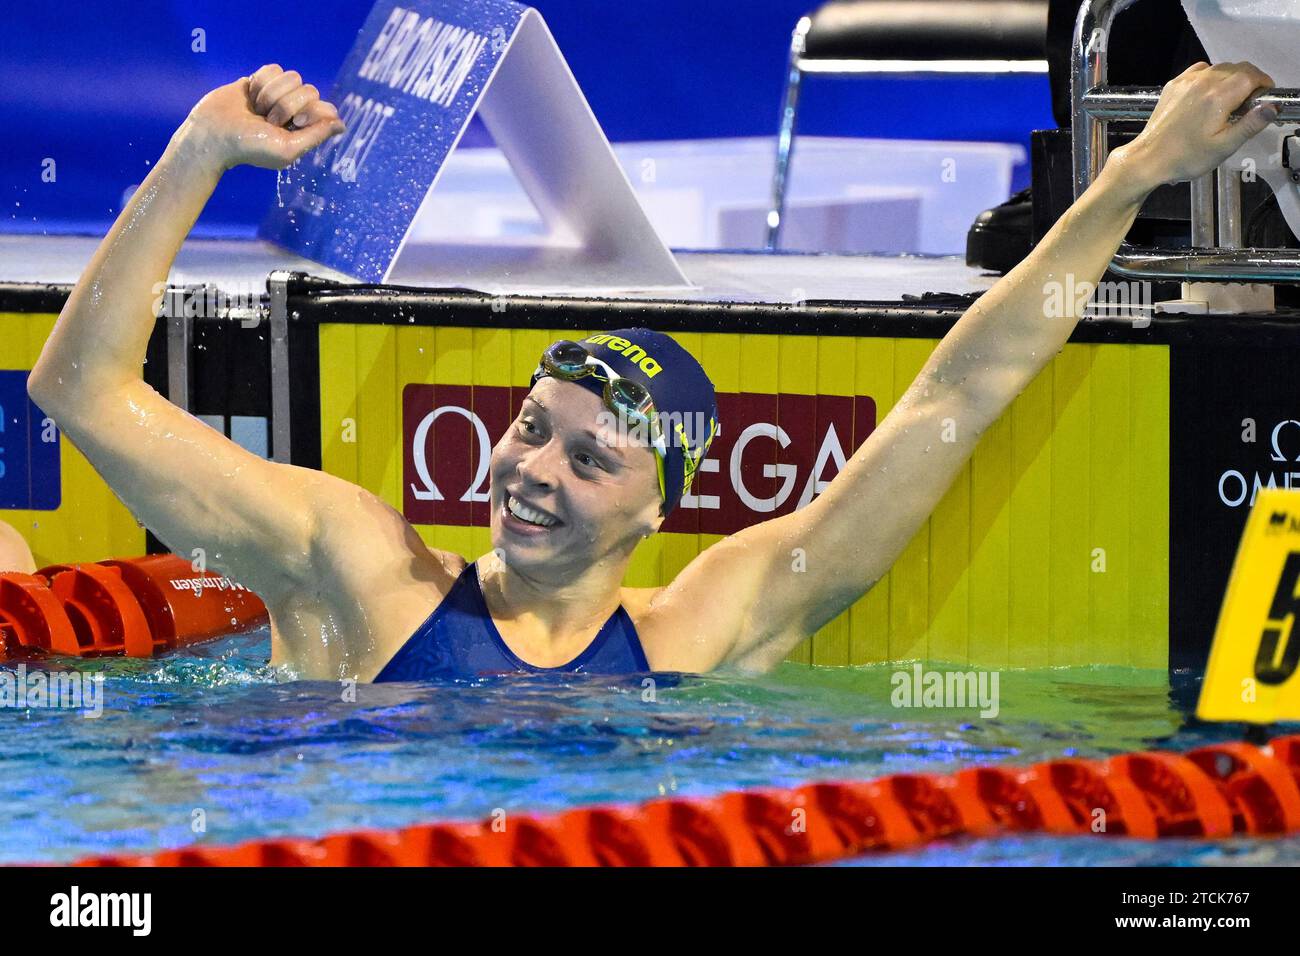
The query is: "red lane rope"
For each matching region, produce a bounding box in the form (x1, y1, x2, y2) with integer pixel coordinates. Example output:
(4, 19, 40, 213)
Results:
(63, 735, 1300, 867)
(0, 555, 268, 660)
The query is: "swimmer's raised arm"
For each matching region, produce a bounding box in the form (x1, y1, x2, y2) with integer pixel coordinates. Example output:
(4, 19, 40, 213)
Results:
(26, 67, 362, 663)
(647, 61, 1280, 673)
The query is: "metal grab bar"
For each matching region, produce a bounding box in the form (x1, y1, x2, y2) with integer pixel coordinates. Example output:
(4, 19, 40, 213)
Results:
(1082, 87, 1300, 123)
(1071, 0, 1300, 282)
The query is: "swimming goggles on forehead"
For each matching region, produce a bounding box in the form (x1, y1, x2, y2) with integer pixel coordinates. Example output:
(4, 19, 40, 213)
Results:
(533, 340, 670, 497)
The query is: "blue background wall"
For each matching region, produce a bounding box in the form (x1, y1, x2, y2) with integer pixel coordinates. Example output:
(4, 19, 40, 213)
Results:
(0, 0, 1052, 236)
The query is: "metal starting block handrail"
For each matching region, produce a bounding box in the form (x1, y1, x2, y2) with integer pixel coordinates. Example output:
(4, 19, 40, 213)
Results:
(1071, 0, 1300, 283)
(1083, 87, 1300, 124)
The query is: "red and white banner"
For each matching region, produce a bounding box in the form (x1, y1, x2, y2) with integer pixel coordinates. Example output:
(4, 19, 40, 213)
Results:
(402, 384, 877, 534)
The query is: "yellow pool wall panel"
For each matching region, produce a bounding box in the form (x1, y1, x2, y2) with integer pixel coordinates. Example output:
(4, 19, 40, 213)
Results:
(319, 325, 1171, 671)
(1, 311, 146, 567)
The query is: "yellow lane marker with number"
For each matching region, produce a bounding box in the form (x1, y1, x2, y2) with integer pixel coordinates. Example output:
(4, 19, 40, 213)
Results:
(1198, 488, 1300, 724)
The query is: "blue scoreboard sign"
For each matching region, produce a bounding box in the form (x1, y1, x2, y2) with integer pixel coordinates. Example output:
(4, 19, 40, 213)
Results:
(258, 0, 526, 282)
(0, 370, 61, 511)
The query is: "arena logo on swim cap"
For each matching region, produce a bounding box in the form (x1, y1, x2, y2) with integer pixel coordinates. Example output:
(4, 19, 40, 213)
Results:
(583, 333, 663, 377)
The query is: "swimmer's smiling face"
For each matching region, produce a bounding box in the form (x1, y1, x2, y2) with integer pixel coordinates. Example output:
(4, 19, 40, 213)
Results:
(489, 377, 663, 573)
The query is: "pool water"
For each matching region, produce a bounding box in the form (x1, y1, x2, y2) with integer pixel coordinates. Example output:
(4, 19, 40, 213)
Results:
(2, 629, 1297, 866)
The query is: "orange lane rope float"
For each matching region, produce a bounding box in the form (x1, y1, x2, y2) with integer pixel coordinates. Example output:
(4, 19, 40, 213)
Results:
(61, 735, 1300, 867)
(0, 554, 268, 660)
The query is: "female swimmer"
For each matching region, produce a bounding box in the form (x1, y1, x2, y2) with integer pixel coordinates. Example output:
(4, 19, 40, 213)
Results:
(27, 62, 1280, 679)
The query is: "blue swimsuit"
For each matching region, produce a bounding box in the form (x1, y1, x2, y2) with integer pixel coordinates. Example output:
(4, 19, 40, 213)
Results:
(373, 562, 651, 681)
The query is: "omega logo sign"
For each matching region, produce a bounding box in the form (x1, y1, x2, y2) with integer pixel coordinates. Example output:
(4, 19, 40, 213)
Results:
(402, 384, 877, 534)
(1219, 419, 1300, 508)
(408, 404, 492, 503)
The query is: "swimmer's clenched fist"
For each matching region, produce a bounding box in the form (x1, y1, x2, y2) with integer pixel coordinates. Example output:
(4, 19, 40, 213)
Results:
(176, 64, 346, 171)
